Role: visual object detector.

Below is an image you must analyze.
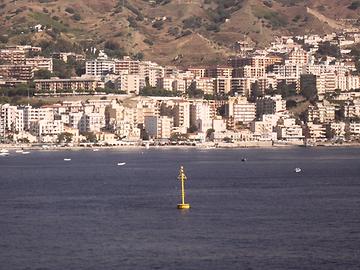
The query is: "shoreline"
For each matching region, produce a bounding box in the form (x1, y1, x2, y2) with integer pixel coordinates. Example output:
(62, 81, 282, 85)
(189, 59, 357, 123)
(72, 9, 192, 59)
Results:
(1, 142, 360, 152)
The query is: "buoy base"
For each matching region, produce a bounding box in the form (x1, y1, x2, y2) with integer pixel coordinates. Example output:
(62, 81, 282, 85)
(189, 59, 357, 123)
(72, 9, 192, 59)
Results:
(177, 203, 190, 209)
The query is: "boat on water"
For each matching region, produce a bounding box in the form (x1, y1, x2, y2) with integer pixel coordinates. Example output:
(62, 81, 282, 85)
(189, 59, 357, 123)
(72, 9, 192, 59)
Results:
(22, 151, 30, 155)
(0, 149, 9, 153)
(64, 158, 72, 161)
(294, 168, 302, 173)
(0, 152, 9, 156)
(93, 149, 99, 152)
(15, 150, 24, 153)
(117, 162, 126, 166)
(241, 158, 247, 162)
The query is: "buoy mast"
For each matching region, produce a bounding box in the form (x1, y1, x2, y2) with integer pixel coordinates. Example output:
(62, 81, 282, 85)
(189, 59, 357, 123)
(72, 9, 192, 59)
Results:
(177, 166, 190, 209)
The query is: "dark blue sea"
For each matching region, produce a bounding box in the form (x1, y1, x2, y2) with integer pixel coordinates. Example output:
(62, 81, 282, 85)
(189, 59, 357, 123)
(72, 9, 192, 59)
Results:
(0, 147, 360, 270)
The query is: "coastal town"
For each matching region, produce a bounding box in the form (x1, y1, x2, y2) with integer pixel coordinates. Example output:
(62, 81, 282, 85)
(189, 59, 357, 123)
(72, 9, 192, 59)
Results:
(0, 30, 360, 148)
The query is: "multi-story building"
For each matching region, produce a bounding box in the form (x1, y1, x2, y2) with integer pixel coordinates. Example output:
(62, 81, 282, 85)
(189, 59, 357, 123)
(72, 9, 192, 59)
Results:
(22, 106, 54, 130)
(0, 104, 24, 132)
(256, 95, 286, 118)
(144, 115, 174, 139)
(227, 96, 256, 124)
(139, 61, 165, 87)
(230, 78, 253, 97)
(228, 55, 283, 69)
(206, 66, 233, 78)
(25, 57, 53, 72)
(30, 119, 64, 137)
(174, 101, 190, 132)
(0, 49, 26, 64)
(114, 57, 140, 75)
(0, 65, 34, 80)
(193, 77, 215, 95)
(307, 101, 336, 123)
(187, 67, 206, 78)
(233, 65, 265, 78)
(272, 64, 303, 78)
(79, 113, 106, 132)
(118, 74, 140, 94)
(52, 52, 85, 62)
(86, 54, 115, 76)
(326, 122, 346, 139)
(336, 73, 360, 91)
(286, 48, 309, 65)
(214, 77, 231, 95)
(276, 118, 304, 141)
(34, 77, 104, 93)
(348, 122, 360, 139)
(190, 101, 212, 133)
(307, 123, 327, 140)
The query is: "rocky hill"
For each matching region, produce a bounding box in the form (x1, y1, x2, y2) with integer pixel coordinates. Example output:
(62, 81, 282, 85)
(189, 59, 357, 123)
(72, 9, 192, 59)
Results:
(0, 0, 358, 65)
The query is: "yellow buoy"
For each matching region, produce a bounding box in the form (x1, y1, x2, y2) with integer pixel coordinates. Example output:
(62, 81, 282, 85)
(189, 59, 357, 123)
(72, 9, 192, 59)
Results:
(177, 166, 190, 209)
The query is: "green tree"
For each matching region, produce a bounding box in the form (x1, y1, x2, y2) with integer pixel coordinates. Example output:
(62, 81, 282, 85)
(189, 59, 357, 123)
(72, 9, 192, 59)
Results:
(317, 41, 341, 58)
(187, 82, 204, 98)
(57, 132, 73, 143)
(249, 81, 261, 102)
(34, 69, 53, 79)
(81, 132, 97, 143)
(206, 128, 215, 139)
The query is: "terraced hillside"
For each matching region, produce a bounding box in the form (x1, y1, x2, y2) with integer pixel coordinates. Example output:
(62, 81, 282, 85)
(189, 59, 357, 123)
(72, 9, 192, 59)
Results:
(0, 0, 358, 65)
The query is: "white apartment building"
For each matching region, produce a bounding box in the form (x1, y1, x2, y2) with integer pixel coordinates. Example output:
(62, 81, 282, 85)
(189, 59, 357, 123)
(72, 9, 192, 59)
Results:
(316, 72, 337, 97)
(307, 101, 336, 123)
(119, 74, 140, 94)
(276, 118, 303, 141)
(326, 122, 346, 139)
(190, 101, 212, 132)
(25, 57, 53, 72)
(68, 112, 83, 130)
(79, 113, 105, 132)
(227, 97, 256, 124)
(273, 64, 304, 78)
(86, 57, 115, 76)
(307, 123, 327, 140)
(286, 48, 309, 65)
(0, 104, 24, 133)
(336, 74, 360, 91)
(139, 61, 165, 87)
(30, 119, 64, 137)
(348, 122, 360, 138)
(174, 101, 190, 132)
(22, 106, 54, 130)
(193, 77, 215, 95)
(343, 99, 360, 119)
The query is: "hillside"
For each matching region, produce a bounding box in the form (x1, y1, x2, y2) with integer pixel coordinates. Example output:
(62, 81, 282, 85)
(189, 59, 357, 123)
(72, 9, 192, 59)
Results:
(0, 0, 358, 65)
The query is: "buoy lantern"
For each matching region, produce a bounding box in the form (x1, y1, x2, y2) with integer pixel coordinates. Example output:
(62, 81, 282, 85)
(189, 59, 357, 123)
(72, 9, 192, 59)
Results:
(177, 166, 190, 209)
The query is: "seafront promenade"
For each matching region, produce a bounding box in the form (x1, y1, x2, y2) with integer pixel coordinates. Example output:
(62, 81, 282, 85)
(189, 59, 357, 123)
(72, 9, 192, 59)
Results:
(1, 141, 360, 152)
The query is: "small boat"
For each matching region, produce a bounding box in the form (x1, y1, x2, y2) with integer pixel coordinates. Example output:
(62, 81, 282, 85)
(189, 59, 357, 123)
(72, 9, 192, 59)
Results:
(22, 151, 30, 155)
(93, 149, 99, 152)
(0, 152, 9, 156)
(0, 149, 9, 153)
(64, 158, 72, 161)
(241, 158, 247, 162)
(15, 150, 24, 153)
(117, 162, 126, 166)
(294, 168, 302, 173)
